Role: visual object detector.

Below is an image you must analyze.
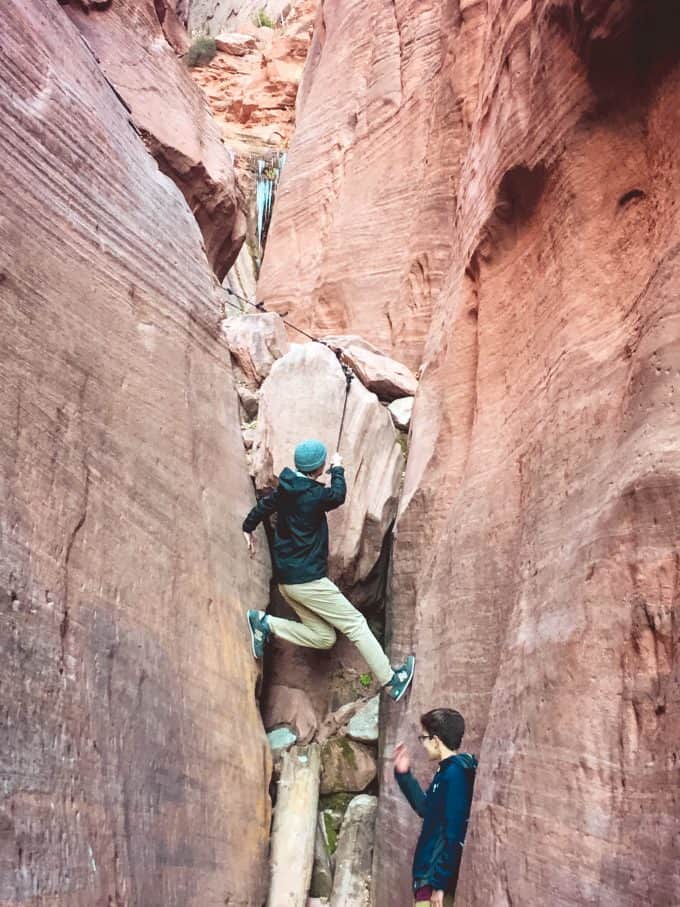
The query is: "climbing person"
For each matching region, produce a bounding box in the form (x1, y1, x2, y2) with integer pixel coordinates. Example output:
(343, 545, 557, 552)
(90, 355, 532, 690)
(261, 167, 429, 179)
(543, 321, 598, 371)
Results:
(393, 708, 477, 906)
(242, 438, 415, 702)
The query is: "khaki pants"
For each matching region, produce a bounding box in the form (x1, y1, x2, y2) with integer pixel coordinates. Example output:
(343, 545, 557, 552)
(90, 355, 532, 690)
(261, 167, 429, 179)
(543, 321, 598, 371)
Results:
(414, 897, 454, 907)
(268, 577, 393, 686)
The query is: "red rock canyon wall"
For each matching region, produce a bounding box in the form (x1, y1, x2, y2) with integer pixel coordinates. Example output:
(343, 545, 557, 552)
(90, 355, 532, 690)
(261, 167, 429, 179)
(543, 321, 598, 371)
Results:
(63, 0, 246, 281)
(261, 0, 680, 904)
(0, 2, 270, 904)
(257, 0, 463, 371)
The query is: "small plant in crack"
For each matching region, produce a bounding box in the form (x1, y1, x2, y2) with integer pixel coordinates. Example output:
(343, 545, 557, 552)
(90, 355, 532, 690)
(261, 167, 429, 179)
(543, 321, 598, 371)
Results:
(253, 9, 276, 28)
(185, 35, 217, 68)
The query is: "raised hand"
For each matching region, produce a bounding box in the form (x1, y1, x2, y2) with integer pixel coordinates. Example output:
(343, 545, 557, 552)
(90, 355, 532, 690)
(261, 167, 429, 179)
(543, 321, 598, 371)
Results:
(393, 741, 411, 774)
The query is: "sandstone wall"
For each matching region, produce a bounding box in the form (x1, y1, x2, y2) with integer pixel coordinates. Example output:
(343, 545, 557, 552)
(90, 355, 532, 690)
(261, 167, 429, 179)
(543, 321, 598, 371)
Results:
(0, 3, 271, 904)
(187, 0, 294, 35)
(64, 0, 246, 281)
(259, 0, 680, 904)
(256, 0, 464, 371)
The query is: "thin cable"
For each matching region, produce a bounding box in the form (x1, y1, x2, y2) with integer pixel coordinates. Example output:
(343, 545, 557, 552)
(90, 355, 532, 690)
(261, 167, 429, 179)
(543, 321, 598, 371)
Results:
(221, 285, 355, 449)
(221, 286, 324, 344)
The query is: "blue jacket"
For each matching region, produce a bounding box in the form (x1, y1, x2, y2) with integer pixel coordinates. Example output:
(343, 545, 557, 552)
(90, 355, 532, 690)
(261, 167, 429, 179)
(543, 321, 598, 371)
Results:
(242, 466, 346, 584)
(395, 752, 477, 892)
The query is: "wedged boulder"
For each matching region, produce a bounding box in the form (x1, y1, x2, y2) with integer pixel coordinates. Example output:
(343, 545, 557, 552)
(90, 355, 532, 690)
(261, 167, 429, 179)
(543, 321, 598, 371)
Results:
(323, 336, 418, 401)
(268, 744, 321, 907)
(224, 243, 258, 305)
(263, 684, 319, 744)
(236, 382, 260, 421)
(346, 695, 379, 744)
(215, 32, 257, 55)
(317, 697, 375, 744)
(388, 396, 414, 432)
(63, 0, 245, 280)
(268, 726, 298, 756)
(320, 738, 377, 795)
(329, 795, 378, 907)
(222, 312, 289, 387)
(251, 342, 403, 601)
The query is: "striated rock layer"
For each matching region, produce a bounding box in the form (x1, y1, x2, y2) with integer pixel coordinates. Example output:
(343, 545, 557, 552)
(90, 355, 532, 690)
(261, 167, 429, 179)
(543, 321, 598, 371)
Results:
(191, 0, 318, 154)
(64, 0, 245, 280)
(260, 0, 680, 905)
(0, 2, 271, 904)
(256, 0, 463, 370)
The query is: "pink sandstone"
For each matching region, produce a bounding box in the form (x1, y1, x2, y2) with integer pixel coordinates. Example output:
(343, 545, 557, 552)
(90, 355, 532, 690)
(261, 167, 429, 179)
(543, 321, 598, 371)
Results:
(259, 0, 680, 904)
(0, 2, 271, 903)
(63, 0, 245, 280)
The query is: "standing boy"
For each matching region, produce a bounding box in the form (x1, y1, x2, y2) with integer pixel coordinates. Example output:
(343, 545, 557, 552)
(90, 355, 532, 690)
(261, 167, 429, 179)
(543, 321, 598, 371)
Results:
(242, 438, 415, 702)
(393, 708, 477, 905)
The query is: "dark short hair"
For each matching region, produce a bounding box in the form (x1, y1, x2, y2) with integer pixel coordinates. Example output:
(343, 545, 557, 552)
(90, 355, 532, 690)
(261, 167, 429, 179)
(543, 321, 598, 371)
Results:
(420, 708, 465, 750)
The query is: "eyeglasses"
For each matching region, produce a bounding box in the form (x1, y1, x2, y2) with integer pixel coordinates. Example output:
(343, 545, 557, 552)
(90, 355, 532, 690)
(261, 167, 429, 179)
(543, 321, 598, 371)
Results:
(417, 734, 434, 743)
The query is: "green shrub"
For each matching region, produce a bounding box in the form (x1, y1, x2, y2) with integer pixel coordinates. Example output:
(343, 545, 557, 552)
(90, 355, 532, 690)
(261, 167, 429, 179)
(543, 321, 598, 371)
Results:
(253, 8, 276, 28)
(185, 35, 217, 68)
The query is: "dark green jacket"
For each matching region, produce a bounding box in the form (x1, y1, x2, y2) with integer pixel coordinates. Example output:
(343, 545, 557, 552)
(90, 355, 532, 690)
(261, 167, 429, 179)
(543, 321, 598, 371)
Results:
(396, 752, 477, 893)
(242, 466, 346, 584)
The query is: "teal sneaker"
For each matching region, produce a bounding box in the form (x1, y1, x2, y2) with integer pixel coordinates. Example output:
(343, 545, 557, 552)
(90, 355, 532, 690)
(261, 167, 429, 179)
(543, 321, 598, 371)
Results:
(385, 655, 415, 702)
(247, 610, 271, 659)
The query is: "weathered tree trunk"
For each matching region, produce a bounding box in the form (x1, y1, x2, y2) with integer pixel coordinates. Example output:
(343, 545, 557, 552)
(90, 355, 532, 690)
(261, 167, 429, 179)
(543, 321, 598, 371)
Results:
(268, 743, 321, 907)
(330, 794, 378, 907)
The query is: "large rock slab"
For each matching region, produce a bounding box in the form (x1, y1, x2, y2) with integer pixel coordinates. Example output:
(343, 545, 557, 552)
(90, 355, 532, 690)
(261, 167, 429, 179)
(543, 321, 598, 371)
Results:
(346, 695, 379, 744)
(252, 341, 403, 601)
(0, 3, 271, 903)
(222, 312, 290, 387)
(388, 397, 414, 432)
(329, 795, 378, 907)
(324, 335, 418, 401)
(215, 31, 257, 55)
(63, 0, 245, 280)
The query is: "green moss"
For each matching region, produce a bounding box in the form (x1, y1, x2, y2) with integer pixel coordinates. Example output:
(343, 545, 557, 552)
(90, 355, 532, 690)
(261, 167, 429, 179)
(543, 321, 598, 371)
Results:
(253, 9, 276, 27)
(397, 430, 409, 458)
(185, 36, 217, 68)
(319, 792, 354, 813)
(336, 735, 358, 770)
(321, 737, 358, 772)
(322, 811, 338, 855)
(359, 672, 373, 688)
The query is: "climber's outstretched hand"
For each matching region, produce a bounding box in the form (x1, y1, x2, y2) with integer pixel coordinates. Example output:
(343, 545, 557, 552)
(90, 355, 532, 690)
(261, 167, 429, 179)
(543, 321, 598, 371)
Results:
(331, 451, 343, 468)
(244, 531, 256, 556)
(393, 742, 410, 774)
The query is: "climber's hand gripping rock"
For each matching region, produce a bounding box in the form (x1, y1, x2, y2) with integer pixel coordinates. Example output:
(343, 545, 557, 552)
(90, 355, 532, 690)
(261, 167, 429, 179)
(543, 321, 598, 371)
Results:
(244, 531, 256, 556)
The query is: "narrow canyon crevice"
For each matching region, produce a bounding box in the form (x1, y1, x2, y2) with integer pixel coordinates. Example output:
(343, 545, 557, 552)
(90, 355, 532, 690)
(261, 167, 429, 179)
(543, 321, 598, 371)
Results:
(2, 0, 679, 905)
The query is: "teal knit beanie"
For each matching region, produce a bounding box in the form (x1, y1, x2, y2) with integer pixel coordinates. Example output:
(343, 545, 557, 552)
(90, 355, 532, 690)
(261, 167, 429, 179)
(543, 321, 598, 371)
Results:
(294, 439, 327, 474)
